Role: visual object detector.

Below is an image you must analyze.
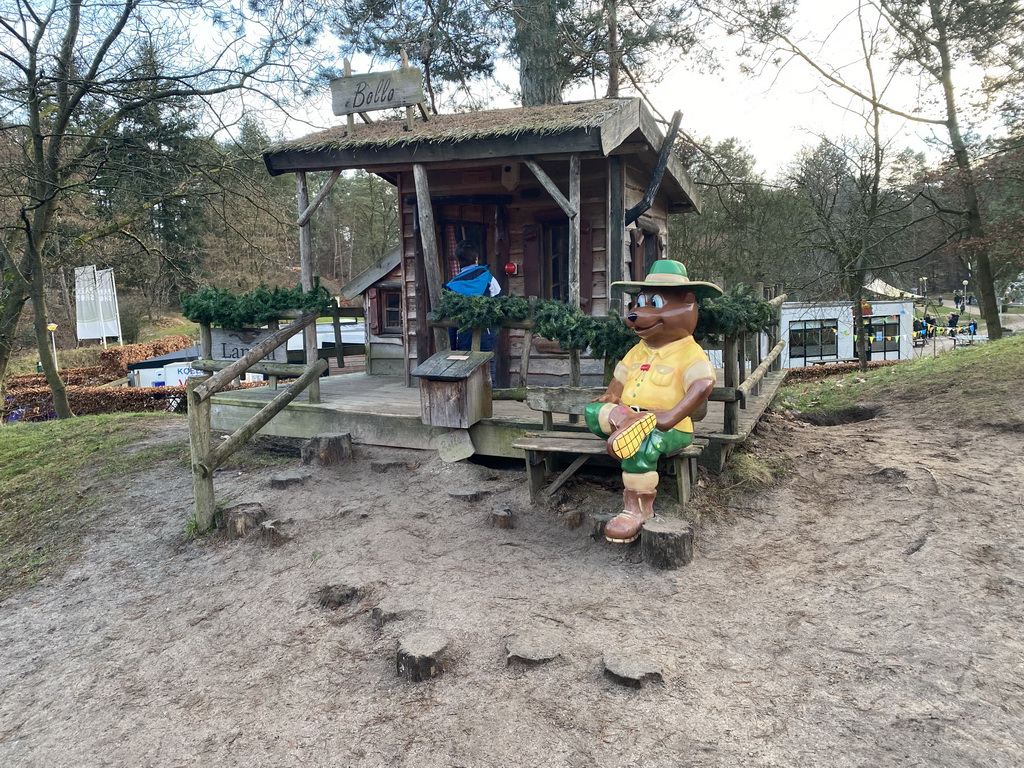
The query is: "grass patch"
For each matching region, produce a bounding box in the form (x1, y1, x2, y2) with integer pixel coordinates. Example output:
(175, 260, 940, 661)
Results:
(0, 412, 185, 602)
(774, 335, 1024, 430)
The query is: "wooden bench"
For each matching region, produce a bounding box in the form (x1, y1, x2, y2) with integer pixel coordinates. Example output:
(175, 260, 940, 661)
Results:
(510, 387, 705, 511)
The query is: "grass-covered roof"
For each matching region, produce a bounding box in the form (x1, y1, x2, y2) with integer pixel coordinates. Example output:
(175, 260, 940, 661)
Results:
(267, 98, 633, 154)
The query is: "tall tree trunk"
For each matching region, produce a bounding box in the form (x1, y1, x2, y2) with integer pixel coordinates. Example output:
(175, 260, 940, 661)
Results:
(0, 282, 29, 393)
(607, 0, 620, 98)
(929, 0, 1002, 339)
(512, 0, 564, 106)
(26, 240, 73, 419)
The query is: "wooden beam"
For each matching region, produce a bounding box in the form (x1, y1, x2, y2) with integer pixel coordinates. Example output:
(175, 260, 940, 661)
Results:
(523, 159, 577, 218)
(412, 163, 450, 352)
(295, 173, 321, 403)
(607, 155, 624, 317)
(737, 339, 786, 402)
(192, 312, 317, 403)
(625, 110, 682, 226)
(202, 358, 329, 474)
(568, 153, 581, 387)
(296, 169, 342, 227)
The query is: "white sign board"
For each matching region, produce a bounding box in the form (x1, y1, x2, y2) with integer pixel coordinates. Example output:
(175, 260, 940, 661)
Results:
(163, 362, 202, 387)
(330, 68, 424, 116)
(75, 266, 122, 341)
(210, 328, 288, 362)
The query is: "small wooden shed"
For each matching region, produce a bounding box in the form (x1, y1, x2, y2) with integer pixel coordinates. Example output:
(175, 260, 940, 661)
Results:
(264, 97, 701, 387)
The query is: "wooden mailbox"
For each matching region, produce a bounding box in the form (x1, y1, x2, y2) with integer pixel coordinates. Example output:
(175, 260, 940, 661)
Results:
(411, 351, 493, 429)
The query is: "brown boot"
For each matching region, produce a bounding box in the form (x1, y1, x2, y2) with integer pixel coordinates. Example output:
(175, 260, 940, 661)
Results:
(606, 411, 655, 460)
(605, 472, 659, 544)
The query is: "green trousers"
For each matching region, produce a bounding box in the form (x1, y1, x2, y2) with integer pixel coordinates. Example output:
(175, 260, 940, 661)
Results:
(584, 403, 692, 474)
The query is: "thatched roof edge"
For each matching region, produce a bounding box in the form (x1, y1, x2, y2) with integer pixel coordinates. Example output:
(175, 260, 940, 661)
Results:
(266, 98, 635, 155)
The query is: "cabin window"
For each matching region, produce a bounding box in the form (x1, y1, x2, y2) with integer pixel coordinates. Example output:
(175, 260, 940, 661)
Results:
(381, 289, 402, 334)
(543, 222, 570, 301)
(789, 319, 838, 361)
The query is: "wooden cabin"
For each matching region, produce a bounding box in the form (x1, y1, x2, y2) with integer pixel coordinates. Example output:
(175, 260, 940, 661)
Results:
(263, 97, 701, 387)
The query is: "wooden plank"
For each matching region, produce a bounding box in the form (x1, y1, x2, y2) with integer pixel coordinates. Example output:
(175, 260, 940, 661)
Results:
(296, 169, 341, 226)
(599, 99, 640, 155)
(625, 110, 682, 226)
(412, 163, 450, 353)
(523, 159, 576, 216)
(545, 454, 592, 496)
(330, 67, 424, 116)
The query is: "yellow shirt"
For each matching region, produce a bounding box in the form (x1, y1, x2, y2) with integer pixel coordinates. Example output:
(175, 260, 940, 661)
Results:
(613, 336, 715, 433)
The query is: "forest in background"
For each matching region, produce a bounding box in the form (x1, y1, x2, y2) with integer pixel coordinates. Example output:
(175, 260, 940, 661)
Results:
(2, 0, 1023, 417)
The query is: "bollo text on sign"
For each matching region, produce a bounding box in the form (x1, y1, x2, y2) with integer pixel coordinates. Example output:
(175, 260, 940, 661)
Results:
(330, 68, 424, 116)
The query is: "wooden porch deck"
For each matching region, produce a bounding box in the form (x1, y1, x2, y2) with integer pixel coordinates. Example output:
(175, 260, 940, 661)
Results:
(209, 368, 787, 465)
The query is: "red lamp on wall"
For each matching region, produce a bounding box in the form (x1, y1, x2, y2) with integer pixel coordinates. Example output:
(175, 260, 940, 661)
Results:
(504, 262, 518, 276)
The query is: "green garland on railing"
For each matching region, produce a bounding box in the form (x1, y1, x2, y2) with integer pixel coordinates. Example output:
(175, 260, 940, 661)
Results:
(430, 286, 778, 363)
(695, 284, 780, 345)
(180, 281, 333, 330)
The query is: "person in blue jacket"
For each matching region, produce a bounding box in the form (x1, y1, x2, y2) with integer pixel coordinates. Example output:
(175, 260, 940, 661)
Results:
(444, 240, 500, 381)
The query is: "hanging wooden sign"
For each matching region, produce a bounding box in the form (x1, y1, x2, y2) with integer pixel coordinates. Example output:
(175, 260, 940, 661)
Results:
(330, 68, 424, 116)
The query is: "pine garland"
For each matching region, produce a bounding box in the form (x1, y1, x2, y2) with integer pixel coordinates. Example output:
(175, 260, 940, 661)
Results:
(179, 281, 333, 330)
(430, 287, 778, 362)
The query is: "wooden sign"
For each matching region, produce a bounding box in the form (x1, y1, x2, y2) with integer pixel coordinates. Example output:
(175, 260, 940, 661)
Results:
(330, 68, 424, 116)
(210, 328, 286, 362)
(435, 429, 476, 463)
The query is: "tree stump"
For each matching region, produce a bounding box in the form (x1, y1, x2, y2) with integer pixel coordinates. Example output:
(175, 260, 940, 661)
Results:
(221, 502, 267, 539)
(301, 432, 353, 466)
(640, 517, 694, 568)
(488, 507, 515, 529)
(396, 631, 450, 682)
(269, 469, 313, 489)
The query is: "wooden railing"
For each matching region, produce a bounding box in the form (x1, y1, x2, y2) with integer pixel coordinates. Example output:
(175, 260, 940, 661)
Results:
(186, 311, 326, 531)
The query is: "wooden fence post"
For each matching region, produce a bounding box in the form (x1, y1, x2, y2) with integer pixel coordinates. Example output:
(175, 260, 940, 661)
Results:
(187, 376, 216, 531)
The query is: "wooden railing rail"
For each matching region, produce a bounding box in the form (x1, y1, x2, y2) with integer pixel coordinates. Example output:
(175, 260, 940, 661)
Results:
(187, 310, 327, 532)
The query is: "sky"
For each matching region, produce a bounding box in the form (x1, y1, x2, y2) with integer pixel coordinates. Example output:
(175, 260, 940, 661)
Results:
(277, 1, 1002, 179)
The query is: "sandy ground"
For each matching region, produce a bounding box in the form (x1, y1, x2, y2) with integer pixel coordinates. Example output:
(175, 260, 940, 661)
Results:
(1, 384, 1022, 767)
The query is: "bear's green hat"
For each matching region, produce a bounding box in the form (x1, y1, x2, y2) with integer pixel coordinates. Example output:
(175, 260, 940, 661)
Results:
(611, 259, 723, 299)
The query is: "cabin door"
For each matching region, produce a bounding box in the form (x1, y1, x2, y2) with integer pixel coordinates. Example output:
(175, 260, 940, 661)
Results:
(423, 210, 510, 387)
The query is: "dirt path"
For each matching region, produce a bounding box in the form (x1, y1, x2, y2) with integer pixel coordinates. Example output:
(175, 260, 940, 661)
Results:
(1, 399, 1022, 767)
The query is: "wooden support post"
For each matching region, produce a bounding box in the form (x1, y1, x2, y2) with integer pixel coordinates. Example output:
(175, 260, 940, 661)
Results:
(607, 156, 624, 318)
(199, 324, 212, 359)
(518, 297, 537, 389)
(332, 300, 344, 369)
(737, 331, 747, 389)
(568, 153, 581, 388)
(344, 59, 355, 135)
(413, 163, 450, 354)
(187, 376, 216, 531)
(296, 172, 321, 403)
(723, 335, 740, 436)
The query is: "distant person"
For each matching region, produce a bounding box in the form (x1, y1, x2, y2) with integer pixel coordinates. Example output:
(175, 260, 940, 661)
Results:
(923, 313, 936, 337)
(948, 311, 959, 332)
(968, 319, 978, 336)
(443, 240, 500, 381)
